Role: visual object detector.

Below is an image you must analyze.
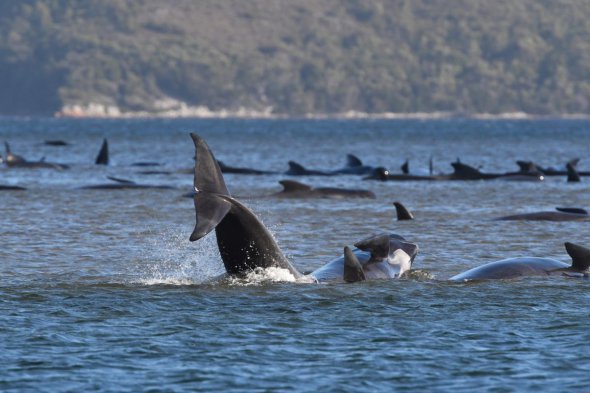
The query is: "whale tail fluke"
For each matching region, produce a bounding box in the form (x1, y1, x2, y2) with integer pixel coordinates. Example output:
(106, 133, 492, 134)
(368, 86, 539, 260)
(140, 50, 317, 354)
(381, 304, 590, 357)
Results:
(95, 138, 109, 165)
(393, 202, 414, 220)
(343, 246, 366, 282)
(189, 133, 232, 241)
(565, 242, 590, 272)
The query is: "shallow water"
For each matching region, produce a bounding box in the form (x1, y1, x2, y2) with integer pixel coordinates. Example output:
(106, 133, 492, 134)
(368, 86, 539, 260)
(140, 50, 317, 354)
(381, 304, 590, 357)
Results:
(1, 118, 590, 392)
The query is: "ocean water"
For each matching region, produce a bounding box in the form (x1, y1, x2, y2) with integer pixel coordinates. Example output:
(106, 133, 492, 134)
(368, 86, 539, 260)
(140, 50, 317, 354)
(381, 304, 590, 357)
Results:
(1, 117, 590, 392)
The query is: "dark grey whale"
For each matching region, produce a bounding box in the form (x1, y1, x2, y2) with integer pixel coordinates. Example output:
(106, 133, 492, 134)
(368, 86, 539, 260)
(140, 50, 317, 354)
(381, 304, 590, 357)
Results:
(218, 160, 277, 175)
(79, 176, 174, 190)
(330, 154, 384, 175)
(285, 161, 334, 176)
(188, 133, 419, 283)
(3, 142, 69, 170)
(450, 242, 590, 281)
(0, 185, 26, 191)
(274, 180, 376, 199)
(495, 207, 590, 221)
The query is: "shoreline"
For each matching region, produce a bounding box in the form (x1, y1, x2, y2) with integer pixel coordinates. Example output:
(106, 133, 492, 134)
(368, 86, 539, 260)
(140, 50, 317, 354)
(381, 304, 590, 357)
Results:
(50, 104, 590, 120)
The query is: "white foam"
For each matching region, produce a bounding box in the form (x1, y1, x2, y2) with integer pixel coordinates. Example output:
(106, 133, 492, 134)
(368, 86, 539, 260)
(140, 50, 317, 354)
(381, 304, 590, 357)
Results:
(132, 227, 225, 285)
(226, 267, 297, 286)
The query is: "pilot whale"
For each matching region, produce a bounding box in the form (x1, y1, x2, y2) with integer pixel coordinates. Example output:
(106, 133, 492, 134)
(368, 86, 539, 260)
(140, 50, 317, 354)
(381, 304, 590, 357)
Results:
(450, 242, 590, 281)
(274, 180, 375, 199)
(4, 142, 69, 170)
(188, 133, 419, 283)
(495, 207, 590, 221)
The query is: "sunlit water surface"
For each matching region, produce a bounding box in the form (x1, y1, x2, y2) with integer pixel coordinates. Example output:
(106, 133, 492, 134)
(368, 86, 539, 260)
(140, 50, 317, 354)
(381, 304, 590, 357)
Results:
(1, 118, 590, 392)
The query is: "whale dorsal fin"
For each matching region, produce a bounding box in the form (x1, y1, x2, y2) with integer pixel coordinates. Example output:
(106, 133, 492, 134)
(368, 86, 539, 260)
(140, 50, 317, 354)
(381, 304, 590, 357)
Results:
(107, 176, 135, 184)
(566, 162, 581, 182)
(279, 180, 312, 192)
(451, 161, 481, 176)
(516, 160, 536, 172)
(190, 133, 231, 241)
(393, 201, 414, 220)
(565, 242, 590, 272)
(401, 160, 409, 174)
(568, 158, 580, 168)
(346, 154, 363, 167)
(287, 161, 308, 175)
(343, 246, 366, 282)
(95, 138, 109, 165)
(5, 141, 11, 154)
(556, 207, 588, 215)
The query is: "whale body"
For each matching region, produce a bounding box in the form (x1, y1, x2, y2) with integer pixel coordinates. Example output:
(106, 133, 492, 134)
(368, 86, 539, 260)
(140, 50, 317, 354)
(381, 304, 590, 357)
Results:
(450, 242, 590, 281)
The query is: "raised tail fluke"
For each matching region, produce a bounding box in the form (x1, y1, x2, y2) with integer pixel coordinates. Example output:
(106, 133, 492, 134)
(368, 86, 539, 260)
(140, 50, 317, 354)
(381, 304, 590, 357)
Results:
(189, 133, 232, 241)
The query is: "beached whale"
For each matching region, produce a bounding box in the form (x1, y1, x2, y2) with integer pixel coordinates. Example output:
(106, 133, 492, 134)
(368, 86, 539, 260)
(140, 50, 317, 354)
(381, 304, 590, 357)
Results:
(365, 161, 544, 181)
(188, 133, 419, 283)
(495, 207, 590, 221)
(79, 176, 174, 190)
(274, 180, 375, 199)
(3, 142, 69, 170)
(218, 160, 278, 175)
(450, 242, 590, 281)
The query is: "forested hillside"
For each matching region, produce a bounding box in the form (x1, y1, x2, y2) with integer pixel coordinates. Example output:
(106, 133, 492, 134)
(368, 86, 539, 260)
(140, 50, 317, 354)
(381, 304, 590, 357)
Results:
(1, 0, 589, 116)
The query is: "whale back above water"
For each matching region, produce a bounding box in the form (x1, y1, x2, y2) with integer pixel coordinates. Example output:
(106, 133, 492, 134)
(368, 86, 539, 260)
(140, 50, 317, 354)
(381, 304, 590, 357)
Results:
(495, 208, 590, 221)
(275, 180, 375, 199)
(450, 242, 590, 281)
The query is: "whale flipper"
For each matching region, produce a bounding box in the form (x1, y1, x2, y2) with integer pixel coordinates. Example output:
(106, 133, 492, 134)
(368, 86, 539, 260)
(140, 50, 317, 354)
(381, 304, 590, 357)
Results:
(343, 246, 366, 282)
(190, 133, 300, 278)
(346, 154, 363, 167)
(565, 242, 590, 272)
(95, 138, 109, 165)
(393, 202, 414, 220)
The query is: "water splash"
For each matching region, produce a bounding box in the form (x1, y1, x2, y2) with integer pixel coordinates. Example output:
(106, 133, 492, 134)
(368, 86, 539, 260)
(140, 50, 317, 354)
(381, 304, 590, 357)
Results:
(133, 227, 225, 285)
(226, 267, 299, 286)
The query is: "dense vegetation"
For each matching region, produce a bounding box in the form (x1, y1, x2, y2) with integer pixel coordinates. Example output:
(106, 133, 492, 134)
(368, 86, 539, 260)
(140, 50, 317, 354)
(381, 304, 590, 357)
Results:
(1, 0, 589, 116)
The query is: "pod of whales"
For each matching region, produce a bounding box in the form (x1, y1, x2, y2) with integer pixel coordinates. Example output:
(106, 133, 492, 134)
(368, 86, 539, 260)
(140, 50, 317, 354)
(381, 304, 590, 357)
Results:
(450, 242, 590, 281)
(274, 180, 375, 199)
(188, 133, 418, 283)
(366, 161, 544, 181)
